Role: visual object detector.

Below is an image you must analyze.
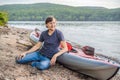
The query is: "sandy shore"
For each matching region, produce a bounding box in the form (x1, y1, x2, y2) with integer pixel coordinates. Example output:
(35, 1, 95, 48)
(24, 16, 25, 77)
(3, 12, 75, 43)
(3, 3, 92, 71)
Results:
(0, 27, 120, 80)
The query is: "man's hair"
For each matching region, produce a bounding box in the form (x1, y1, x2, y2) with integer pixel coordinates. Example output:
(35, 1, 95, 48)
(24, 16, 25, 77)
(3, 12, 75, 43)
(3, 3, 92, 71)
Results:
(45, 16, 56, 24)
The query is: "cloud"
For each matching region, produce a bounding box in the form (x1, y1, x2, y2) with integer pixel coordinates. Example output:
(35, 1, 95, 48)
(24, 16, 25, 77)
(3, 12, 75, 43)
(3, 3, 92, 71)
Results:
(0, 0, 120, 8)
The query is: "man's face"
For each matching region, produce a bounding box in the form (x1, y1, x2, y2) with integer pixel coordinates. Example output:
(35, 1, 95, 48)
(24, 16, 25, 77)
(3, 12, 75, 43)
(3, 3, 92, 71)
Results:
(46, 18, 56, 31)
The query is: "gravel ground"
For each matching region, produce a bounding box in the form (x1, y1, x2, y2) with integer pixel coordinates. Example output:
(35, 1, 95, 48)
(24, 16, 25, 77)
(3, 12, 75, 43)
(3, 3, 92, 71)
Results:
(0, 27, 120, 80)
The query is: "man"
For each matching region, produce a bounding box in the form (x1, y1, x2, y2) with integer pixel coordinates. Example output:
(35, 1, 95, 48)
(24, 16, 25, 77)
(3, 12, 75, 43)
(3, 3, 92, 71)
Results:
(16, 16, 68, 70)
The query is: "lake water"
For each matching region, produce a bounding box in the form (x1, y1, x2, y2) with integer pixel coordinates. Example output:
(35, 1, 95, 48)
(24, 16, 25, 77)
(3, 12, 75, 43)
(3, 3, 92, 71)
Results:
(8, 21, 120, 61)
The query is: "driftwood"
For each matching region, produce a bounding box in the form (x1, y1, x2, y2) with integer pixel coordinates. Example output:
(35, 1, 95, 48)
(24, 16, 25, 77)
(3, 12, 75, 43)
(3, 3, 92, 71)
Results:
(16, 40, 32, 47)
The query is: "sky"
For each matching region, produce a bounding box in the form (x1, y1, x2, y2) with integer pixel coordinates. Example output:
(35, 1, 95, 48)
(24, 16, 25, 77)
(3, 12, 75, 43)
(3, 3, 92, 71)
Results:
(0, 0, 120, 9)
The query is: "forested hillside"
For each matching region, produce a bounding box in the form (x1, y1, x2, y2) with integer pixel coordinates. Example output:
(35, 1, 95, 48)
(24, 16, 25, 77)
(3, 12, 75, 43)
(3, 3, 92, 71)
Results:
(0, 3, 120, 21)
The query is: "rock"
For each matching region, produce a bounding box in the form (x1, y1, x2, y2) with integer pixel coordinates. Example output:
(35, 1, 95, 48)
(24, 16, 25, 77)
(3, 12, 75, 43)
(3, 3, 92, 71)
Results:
(0, 27, 10, 35)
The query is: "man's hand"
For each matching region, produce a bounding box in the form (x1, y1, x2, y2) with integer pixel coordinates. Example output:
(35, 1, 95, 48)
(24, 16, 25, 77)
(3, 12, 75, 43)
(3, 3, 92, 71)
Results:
(50, 54, 58, 66)
(17, 52, 27, 60)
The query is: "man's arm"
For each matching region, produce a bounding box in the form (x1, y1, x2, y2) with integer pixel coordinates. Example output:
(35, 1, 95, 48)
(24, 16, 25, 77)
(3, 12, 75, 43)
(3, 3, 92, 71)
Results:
(17, 42, 42, 59)
(50, 40, 68, 66)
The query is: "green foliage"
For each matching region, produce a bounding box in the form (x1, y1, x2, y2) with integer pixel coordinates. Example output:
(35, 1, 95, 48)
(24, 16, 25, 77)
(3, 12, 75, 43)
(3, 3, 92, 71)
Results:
(0, 12, 8, 26)
(0, 3, 120, 21)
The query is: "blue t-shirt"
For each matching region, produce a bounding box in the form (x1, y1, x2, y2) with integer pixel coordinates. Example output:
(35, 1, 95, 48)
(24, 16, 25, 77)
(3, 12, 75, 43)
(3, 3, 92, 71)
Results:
(39, 29, 65, 58)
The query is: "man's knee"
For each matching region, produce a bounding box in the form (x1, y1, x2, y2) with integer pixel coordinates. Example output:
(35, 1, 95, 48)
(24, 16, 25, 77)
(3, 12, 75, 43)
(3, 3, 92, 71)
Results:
(33, 61, 50, 70)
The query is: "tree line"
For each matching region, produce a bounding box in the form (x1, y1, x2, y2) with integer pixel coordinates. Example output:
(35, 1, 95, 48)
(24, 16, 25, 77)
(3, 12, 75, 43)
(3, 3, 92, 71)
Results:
(0, 3, 120, 21)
